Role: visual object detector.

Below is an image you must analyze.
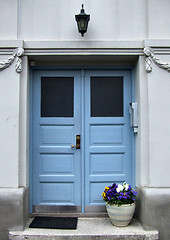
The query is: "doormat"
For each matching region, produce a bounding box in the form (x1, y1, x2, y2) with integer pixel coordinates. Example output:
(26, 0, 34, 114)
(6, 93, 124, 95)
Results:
(29, 216, 78, 230)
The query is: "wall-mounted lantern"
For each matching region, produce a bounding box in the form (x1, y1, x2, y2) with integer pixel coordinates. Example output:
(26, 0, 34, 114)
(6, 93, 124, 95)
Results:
(75, 4, 90, 37)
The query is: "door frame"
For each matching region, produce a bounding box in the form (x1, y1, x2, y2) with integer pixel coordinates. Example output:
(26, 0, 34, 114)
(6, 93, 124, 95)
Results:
(29, 66, 135, 214)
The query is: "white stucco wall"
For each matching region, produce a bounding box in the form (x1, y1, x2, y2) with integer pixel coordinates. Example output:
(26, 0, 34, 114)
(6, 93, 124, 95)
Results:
(19, 0, 147, 41)
(0, 56, 20, 187)
(0, 0, 170, 41)
(1, 0, 170, 41)
(147, 55, 170, 187)
(148, 0, 170, 39)
(19, 56, 29, 188)
(0, 0, 18, 40)
(135, 56, 150, 187)
(135, 52, 170, 188)
(1, 0, 170, 189)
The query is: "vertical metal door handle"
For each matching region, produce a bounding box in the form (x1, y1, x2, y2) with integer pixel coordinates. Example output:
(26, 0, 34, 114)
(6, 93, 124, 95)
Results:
(71, 135, 80, 149)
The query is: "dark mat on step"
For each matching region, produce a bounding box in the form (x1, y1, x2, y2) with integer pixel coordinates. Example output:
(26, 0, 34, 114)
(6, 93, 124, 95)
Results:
(29, 216, 78, 229)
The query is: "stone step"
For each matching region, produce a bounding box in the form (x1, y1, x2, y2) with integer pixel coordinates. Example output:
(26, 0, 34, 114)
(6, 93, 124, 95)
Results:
(9, 218, 159, 240)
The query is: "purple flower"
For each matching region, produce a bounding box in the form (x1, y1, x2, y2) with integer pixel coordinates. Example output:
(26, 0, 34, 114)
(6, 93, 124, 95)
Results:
(112, 183, 118, 189)
(102, 182, 137, 206)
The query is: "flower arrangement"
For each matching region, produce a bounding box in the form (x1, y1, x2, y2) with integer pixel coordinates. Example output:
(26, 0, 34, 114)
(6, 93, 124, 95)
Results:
(102, 182, 137, 206)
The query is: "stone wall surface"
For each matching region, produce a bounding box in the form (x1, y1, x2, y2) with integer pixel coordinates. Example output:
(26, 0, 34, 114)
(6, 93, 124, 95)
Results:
(136, 187, 170, 240)
(0, 187, 28, 240)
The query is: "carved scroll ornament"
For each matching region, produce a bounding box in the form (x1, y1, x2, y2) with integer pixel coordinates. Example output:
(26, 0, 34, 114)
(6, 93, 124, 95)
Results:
(144, 46, 170, 73)
(0, 47, 24, 74)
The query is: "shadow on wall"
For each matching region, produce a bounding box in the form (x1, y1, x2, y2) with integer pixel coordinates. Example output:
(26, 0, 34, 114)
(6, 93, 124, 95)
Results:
(135, 187, 170, 240)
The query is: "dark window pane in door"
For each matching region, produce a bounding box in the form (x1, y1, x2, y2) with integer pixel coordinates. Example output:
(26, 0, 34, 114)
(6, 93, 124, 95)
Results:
(41, 77, 74, 117)
(91, 76, 123, 117)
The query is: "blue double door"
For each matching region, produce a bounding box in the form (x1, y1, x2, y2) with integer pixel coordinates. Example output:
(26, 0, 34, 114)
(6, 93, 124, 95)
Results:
(31, 69, 134, 213)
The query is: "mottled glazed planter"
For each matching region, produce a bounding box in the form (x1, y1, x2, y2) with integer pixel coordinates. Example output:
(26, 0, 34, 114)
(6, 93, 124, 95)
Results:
(106, 203, 135, 227)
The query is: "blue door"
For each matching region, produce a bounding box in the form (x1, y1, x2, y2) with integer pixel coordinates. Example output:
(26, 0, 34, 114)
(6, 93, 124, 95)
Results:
(30, 69, 134, 213)
(84, 70, 133, 213)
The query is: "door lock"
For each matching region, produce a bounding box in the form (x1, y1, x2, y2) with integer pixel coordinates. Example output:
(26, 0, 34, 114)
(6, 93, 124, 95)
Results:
(71, 135, 80, 149)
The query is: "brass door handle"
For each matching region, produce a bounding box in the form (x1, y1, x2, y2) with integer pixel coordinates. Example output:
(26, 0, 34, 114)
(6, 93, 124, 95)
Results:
(71, 135, 80, 149)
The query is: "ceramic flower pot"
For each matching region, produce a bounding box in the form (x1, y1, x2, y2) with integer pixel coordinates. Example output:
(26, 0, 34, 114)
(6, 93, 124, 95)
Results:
(106, 203, 135, 227)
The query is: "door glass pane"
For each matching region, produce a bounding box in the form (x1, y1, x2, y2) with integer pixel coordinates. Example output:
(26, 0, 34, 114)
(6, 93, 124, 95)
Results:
(41, 77, 74, 117)
(91, 76, 123, 117)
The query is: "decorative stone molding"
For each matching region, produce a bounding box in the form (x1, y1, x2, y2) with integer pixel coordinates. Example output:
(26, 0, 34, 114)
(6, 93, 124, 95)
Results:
(0, 47, 24, 74)
(144, 46, 170, 73)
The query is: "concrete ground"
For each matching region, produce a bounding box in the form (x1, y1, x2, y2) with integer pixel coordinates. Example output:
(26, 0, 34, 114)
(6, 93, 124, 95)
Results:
(9, 217, 158, 240)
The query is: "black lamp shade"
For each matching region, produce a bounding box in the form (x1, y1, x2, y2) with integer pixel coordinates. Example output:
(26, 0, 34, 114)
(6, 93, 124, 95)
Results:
(75, 5, 90, 36)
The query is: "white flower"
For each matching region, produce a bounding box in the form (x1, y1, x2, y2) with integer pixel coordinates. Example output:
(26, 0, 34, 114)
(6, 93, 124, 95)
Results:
(116, 184, 124, 193)
(124, 184, 129, 191)
(123, 182, 129, 191)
